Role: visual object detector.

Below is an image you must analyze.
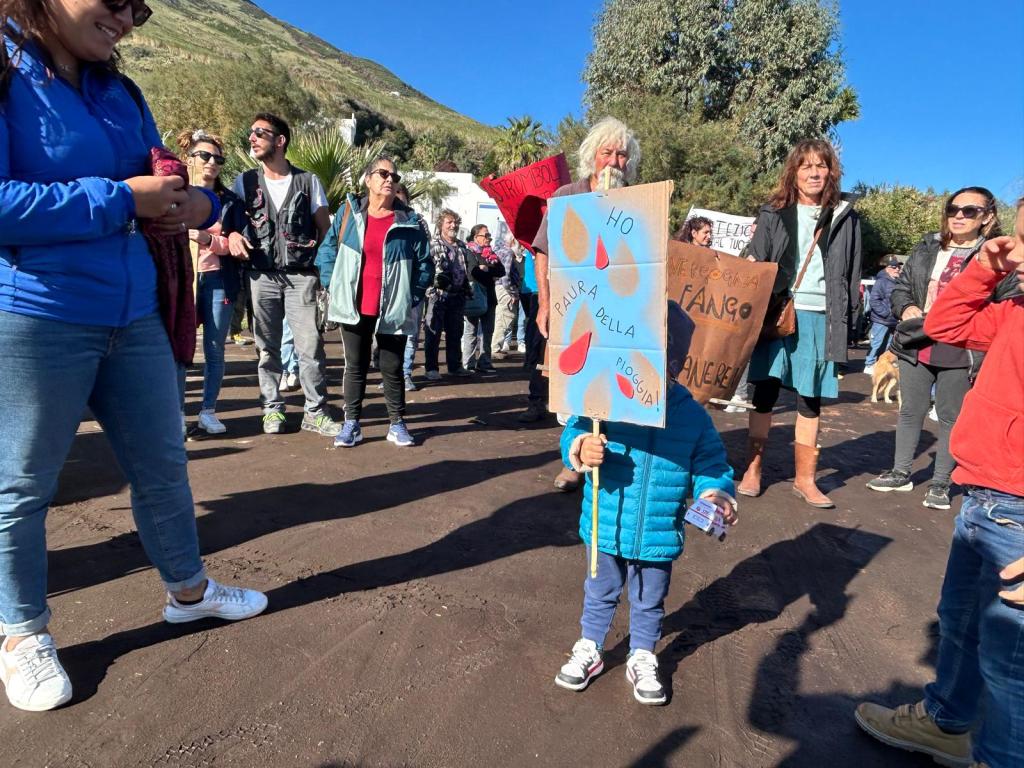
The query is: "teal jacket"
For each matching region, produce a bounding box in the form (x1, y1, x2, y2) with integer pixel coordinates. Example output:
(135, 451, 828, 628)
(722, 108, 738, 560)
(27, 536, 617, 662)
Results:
(560, 383, 735, 562)
(316, 194, 433, 334)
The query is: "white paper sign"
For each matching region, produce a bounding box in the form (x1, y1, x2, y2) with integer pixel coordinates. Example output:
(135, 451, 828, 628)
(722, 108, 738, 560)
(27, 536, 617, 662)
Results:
(685, 207, 756, 256)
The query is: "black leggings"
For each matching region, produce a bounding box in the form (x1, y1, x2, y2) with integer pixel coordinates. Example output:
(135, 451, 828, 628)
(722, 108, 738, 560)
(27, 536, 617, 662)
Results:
(752, 378, 821, 418)
(340, 314, 406, 424)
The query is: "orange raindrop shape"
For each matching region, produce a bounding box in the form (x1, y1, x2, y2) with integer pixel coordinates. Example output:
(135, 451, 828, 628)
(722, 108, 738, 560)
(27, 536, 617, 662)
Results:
(595, 236, 610, 270)
(570, 302, 597, 339)
(560, 206, 589, 264)
(559, 331, 592, 376)
(631, 351, 662, 409)
(609, 239, 639, 296)
(616, 373, 635, 399)
(584, 371, 612, 418)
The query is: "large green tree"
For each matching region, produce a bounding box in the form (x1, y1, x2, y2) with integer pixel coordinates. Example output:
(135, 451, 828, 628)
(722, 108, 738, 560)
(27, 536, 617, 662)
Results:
(583, 0, 858, 170)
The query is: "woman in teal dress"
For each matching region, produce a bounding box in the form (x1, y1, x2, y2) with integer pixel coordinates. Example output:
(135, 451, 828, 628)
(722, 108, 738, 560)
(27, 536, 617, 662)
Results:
(737, 139, 862, 508)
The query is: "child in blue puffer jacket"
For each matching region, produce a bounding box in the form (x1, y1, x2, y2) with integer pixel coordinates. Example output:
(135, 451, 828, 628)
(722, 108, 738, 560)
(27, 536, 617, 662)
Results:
(554, 302, 737, 705)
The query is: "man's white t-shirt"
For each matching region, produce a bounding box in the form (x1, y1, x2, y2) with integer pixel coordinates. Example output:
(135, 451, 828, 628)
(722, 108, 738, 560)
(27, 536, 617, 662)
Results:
(232, 171, 328, 214)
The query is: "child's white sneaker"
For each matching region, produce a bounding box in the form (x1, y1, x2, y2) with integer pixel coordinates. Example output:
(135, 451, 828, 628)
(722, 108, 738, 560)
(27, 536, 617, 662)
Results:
(554, 638, 604, 691)
(163, 578, 268, 624)
(626, 649, 667, 705)
(0, 633, 73, 711)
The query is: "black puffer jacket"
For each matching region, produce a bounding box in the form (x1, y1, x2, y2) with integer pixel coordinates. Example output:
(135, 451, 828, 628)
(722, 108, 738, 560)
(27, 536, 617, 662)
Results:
(890, 233, 1020, 373)
(747, 197, 863, 363)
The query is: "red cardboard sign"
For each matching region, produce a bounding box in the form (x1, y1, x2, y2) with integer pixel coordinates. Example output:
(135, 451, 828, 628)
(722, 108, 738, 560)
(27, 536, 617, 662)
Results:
(480, 154, 571, 250)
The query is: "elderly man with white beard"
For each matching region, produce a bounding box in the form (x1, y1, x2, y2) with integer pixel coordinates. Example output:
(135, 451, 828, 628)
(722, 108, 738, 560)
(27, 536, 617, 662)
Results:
(518, 117, 642, 493)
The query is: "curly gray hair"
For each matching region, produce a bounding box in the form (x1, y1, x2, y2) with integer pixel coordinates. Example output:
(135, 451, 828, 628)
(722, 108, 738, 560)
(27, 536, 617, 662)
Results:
(576, 116, 641, 185)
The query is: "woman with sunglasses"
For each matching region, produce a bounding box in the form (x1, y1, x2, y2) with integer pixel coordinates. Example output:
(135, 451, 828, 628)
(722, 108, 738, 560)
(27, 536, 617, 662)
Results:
(0, 1, 266, 712)
(462, 223, 505, 374)
(317, 155, 432, 448)
(868, 187, 1011, 510)
(178, 129, 242, 435)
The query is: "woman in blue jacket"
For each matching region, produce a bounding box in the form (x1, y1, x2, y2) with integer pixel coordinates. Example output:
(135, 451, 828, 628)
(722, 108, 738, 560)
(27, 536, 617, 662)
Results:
(0, 2, 265, 713)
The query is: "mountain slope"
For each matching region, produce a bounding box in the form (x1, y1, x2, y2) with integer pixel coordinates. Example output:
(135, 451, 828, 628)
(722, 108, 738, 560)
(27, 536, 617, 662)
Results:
(121, 0, 493, 140)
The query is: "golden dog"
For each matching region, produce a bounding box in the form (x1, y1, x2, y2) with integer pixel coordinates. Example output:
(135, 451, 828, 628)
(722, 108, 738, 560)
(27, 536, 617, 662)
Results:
(870, 350, 901, 408)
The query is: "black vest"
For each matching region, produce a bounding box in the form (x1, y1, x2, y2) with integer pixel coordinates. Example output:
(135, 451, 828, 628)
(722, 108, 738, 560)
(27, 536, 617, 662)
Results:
(240, 165, 320, 272)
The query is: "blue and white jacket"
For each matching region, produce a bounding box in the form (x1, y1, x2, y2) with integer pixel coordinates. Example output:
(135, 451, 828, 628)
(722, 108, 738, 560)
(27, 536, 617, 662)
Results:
(0, 36, 161, 326)
(560, 382, 735, 562)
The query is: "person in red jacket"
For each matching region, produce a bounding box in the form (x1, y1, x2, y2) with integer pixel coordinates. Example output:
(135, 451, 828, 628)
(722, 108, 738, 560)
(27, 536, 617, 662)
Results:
(854, 199, 1024, 768)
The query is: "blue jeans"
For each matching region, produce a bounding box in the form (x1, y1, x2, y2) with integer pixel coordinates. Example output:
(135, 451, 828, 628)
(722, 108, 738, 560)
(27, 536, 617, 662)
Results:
(516, 299, 526, 346)
(581, 549, 672, 652)
(197, 270, 235, 411)
(280, 317, 299, 376)
(403, 302, 424, 378)
(865, 321, 894, 366)
(0, 311, 206, 636)
(924, 487, 1024, 768)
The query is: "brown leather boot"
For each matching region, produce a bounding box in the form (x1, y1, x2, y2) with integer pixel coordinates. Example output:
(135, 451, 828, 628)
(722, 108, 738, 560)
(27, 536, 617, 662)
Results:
(737, 438, 766, 497)
(792, 442, 835, 508)
(554, 467, 581, 493)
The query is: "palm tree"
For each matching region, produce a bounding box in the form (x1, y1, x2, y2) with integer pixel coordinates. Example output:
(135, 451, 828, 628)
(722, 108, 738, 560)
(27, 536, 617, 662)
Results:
(492, 115, 550, 175)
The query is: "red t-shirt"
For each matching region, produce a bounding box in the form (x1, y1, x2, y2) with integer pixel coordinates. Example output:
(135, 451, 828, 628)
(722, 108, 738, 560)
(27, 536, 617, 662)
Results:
(358, 212, 394, 316)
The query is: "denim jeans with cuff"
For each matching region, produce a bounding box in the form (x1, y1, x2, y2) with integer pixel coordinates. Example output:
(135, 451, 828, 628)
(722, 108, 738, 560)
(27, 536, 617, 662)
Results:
(0, 311, 206, 636)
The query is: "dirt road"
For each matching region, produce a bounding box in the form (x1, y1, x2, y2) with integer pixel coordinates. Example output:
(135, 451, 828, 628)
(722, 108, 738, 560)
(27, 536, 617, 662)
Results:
(3, 339, 954, 767)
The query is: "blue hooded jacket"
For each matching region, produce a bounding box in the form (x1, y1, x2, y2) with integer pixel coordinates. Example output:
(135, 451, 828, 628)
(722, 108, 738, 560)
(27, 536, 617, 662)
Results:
(0, 36, 161, 326)
(560, 382, 735, 562)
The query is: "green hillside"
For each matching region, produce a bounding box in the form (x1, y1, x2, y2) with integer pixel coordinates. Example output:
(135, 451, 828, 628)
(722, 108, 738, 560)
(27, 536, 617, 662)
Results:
(121, 0, 494, 144)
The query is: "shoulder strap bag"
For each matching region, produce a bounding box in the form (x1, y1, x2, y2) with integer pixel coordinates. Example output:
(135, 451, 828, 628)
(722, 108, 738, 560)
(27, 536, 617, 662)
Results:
(760, 224, 825, 341)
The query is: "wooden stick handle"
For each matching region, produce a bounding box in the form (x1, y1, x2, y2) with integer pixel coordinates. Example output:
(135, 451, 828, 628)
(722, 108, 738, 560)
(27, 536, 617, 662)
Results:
(590, 418, 600, 578)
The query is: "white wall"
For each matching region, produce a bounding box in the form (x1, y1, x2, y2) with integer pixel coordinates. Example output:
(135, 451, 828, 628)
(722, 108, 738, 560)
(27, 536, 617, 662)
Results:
(405, 171, 509, 243)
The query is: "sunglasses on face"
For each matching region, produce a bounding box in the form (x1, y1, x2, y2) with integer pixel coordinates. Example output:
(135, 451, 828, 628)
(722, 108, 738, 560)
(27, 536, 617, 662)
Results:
(946, 204, 989, 220)
(102, 0, 152, 27)
(190, 150, 226, 166)
(372, 168, 401, 184)
(250, 127, 277, 141)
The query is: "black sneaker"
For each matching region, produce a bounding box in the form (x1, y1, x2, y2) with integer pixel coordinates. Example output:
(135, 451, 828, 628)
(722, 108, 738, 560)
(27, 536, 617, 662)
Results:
(923, 485, 952, 510)
(867, 470, 913, 492)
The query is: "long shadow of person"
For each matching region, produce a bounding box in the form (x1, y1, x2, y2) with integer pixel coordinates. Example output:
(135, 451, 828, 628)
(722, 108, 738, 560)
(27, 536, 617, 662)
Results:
(749, 614, 942, 767)
(48, 449, 559, 597)
(603, 524, 892, 705)
(58, 489, 581, 702)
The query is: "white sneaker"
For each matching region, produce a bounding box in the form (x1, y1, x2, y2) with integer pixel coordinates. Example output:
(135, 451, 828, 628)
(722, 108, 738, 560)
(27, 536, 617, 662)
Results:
(163, 578, 268, 624)
(863, 365, 875, 376)
(928, 405, 938, 422)
(554, 638, 604, 691)
(281, 372, 300, 392)
(197, 409, 226, 435)
(0, 633, 73, 711)
(625, 649, 667, 705)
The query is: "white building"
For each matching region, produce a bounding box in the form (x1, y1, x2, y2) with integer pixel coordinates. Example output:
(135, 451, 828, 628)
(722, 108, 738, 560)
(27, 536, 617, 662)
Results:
(405, 171, 509, 243)
(338, 113, 357, 146)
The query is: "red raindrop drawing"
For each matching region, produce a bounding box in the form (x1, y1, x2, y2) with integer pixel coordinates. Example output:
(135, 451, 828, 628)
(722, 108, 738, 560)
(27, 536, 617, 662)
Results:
(616, 373, 634, 399)
(595, 235, 610, 270)
(558, 331, 592, 375)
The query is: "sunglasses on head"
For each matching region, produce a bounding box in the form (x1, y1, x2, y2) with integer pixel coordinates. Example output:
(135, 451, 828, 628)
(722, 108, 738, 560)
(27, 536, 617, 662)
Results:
(190, 150, 226, 166)
(250, 127, 278, 140)
(946, 204, 989, 220)
(372, 168, 401, 184)
(102, 0, 152, 27)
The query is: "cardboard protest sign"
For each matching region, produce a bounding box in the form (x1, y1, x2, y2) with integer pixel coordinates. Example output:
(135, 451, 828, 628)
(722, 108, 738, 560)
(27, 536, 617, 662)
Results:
(685, 207, 756, 256)
(667, 241, 778, 404)
(547, 181, 672, 428)
(480, 154, 571, 250)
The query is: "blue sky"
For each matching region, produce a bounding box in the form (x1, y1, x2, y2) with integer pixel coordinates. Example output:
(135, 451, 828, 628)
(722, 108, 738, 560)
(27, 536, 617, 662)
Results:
(256, 0, 1023, 202)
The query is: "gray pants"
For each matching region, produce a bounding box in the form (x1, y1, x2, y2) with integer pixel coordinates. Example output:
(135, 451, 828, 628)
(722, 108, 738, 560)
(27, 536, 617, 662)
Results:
(893, 359, 970, 486)
(248, 270, 329, 416)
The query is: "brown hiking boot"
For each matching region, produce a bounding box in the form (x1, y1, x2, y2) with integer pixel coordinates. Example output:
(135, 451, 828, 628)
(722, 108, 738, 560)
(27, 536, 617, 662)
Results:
(792, 442, 834, 508)
(737, 438, 765, 497)
(854, 700, 972, 768)
(554, 467, 581, 493)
